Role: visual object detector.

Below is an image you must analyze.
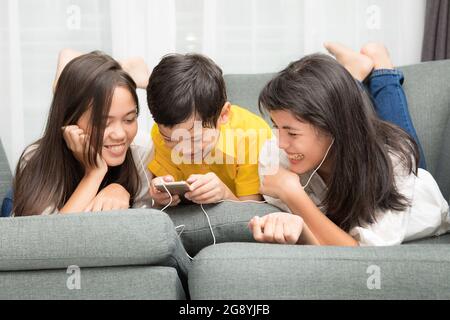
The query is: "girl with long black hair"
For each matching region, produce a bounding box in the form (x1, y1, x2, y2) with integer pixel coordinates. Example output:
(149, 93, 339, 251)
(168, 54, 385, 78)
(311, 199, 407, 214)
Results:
(250, 43, 449, 246)
(13, 51, 152, 216)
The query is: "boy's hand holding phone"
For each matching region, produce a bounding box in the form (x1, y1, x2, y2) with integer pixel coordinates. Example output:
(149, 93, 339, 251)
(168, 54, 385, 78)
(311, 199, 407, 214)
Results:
(150, 175, 181, 207)
(185, 172, 236, 204)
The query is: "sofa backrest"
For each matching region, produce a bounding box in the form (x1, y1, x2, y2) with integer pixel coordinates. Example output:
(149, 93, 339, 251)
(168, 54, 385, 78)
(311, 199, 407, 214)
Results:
(400, 61, 450, 201)
(224, 60, 450, 201)
(0, 141, 11, 201)
(435, 118, 450, 202)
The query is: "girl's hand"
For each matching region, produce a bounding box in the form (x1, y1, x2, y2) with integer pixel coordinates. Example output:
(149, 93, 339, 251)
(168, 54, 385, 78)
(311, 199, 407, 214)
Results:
(185, 172, 236, 204)
(84, 183, 130, 212)
(149, 175, 181, 207)
(260, 166, 303, 202)
(62, 125, 107, 176)
(248, 212, 304, 245)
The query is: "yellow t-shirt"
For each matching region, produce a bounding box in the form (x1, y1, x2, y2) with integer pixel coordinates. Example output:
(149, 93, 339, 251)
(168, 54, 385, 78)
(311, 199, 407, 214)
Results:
(148, 105, 272, 197)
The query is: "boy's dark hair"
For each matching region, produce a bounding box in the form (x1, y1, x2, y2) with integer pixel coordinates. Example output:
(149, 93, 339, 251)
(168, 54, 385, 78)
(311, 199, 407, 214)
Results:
(147, 53, 227, 128)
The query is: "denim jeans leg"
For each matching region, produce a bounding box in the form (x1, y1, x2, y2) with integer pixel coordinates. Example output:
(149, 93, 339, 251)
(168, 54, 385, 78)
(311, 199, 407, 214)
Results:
(366, 69, 427, 169)
(1, 188, 13, 217)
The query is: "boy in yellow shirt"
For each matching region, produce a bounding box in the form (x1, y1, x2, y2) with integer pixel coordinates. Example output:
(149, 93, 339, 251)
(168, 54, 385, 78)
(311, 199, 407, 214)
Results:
(146, 53, 273, 207)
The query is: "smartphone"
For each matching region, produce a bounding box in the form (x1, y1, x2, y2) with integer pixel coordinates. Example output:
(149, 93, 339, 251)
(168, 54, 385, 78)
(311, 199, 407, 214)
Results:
(154, 181, 191, 195)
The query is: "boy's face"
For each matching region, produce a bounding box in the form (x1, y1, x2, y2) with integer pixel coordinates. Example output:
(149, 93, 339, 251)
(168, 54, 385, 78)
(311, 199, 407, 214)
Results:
(158, 116, 219, 163)
(157, 103, 231, 163)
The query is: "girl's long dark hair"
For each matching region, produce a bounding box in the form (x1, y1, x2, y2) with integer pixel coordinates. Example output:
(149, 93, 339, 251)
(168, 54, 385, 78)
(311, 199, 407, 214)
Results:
(259, 54, 419, 232)
(13, 51, 140, 216)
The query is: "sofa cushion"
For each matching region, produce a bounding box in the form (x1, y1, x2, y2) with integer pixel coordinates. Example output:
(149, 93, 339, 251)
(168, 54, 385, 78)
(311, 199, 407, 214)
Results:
(0, 140, 11, 202)
(189, 242, 450, 300)
(399, 60, 450, 188)
(400, 60, 450, 200)
(404, 232, 450, 245)
(224, 73, 274, 120)
(434, 114, 450, 201)
(0, 210, 191, 286)
(166, 201, 281, 256)
(0, 266, 185, 300)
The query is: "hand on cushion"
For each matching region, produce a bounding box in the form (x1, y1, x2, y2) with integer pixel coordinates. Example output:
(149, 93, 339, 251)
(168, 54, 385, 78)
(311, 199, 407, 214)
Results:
(248, 212, 304, 245)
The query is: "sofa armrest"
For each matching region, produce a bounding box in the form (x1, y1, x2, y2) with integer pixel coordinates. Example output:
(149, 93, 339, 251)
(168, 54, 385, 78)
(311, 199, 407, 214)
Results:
(0, 140, 12, 202)
(188, 243, 450, 300)
(0, 210, 191, 282)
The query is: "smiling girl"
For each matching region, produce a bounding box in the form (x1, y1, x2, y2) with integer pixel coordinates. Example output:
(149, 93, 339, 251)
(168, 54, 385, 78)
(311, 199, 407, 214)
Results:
(13, 52, 152, 216)
(250, 44, 449, 246)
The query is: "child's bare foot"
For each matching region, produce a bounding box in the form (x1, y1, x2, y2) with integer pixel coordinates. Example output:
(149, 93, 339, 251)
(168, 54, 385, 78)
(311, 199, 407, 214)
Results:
(120, 57, 151, 89)
(324, 42, 374, 81)
(360, 43, 394, 70)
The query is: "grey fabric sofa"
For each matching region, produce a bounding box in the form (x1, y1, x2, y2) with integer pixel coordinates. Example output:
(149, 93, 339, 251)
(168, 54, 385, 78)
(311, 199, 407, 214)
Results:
(0, 60, 449, 300)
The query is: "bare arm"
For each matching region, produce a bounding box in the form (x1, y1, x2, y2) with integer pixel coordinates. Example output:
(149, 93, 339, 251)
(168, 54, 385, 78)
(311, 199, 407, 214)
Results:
(283, 186, 359, 246)
(59, 170, 105, 214)
(238, 194, 264, 202)
(297, 222, 321, 245)
(59, 126, 108, 214)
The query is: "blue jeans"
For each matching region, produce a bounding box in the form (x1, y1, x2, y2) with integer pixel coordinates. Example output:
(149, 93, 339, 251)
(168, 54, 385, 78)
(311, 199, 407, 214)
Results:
(366, 69, 427, 169)
(1, 188, 13, 217)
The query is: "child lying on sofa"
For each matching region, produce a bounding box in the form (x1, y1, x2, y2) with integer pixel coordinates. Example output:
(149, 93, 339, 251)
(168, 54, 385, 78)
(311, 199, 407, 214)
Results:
(12, 51, 153, 216)
(146, 53, 273, 207)
(249, 43, 450, 246)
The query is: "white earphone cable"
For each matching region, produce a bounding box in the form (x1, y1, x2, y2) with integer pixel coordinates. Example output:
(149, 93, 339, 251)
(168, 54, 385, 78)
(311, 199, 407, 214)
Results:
(303, 138, 335, 189)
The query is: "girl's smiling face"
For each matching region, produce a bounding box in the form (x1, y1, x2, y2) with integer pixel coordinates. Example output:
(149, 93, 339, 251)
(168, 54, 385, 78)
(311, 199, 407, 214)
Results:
(77, 86, 138, 167)
(270, 110, 334, 179)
